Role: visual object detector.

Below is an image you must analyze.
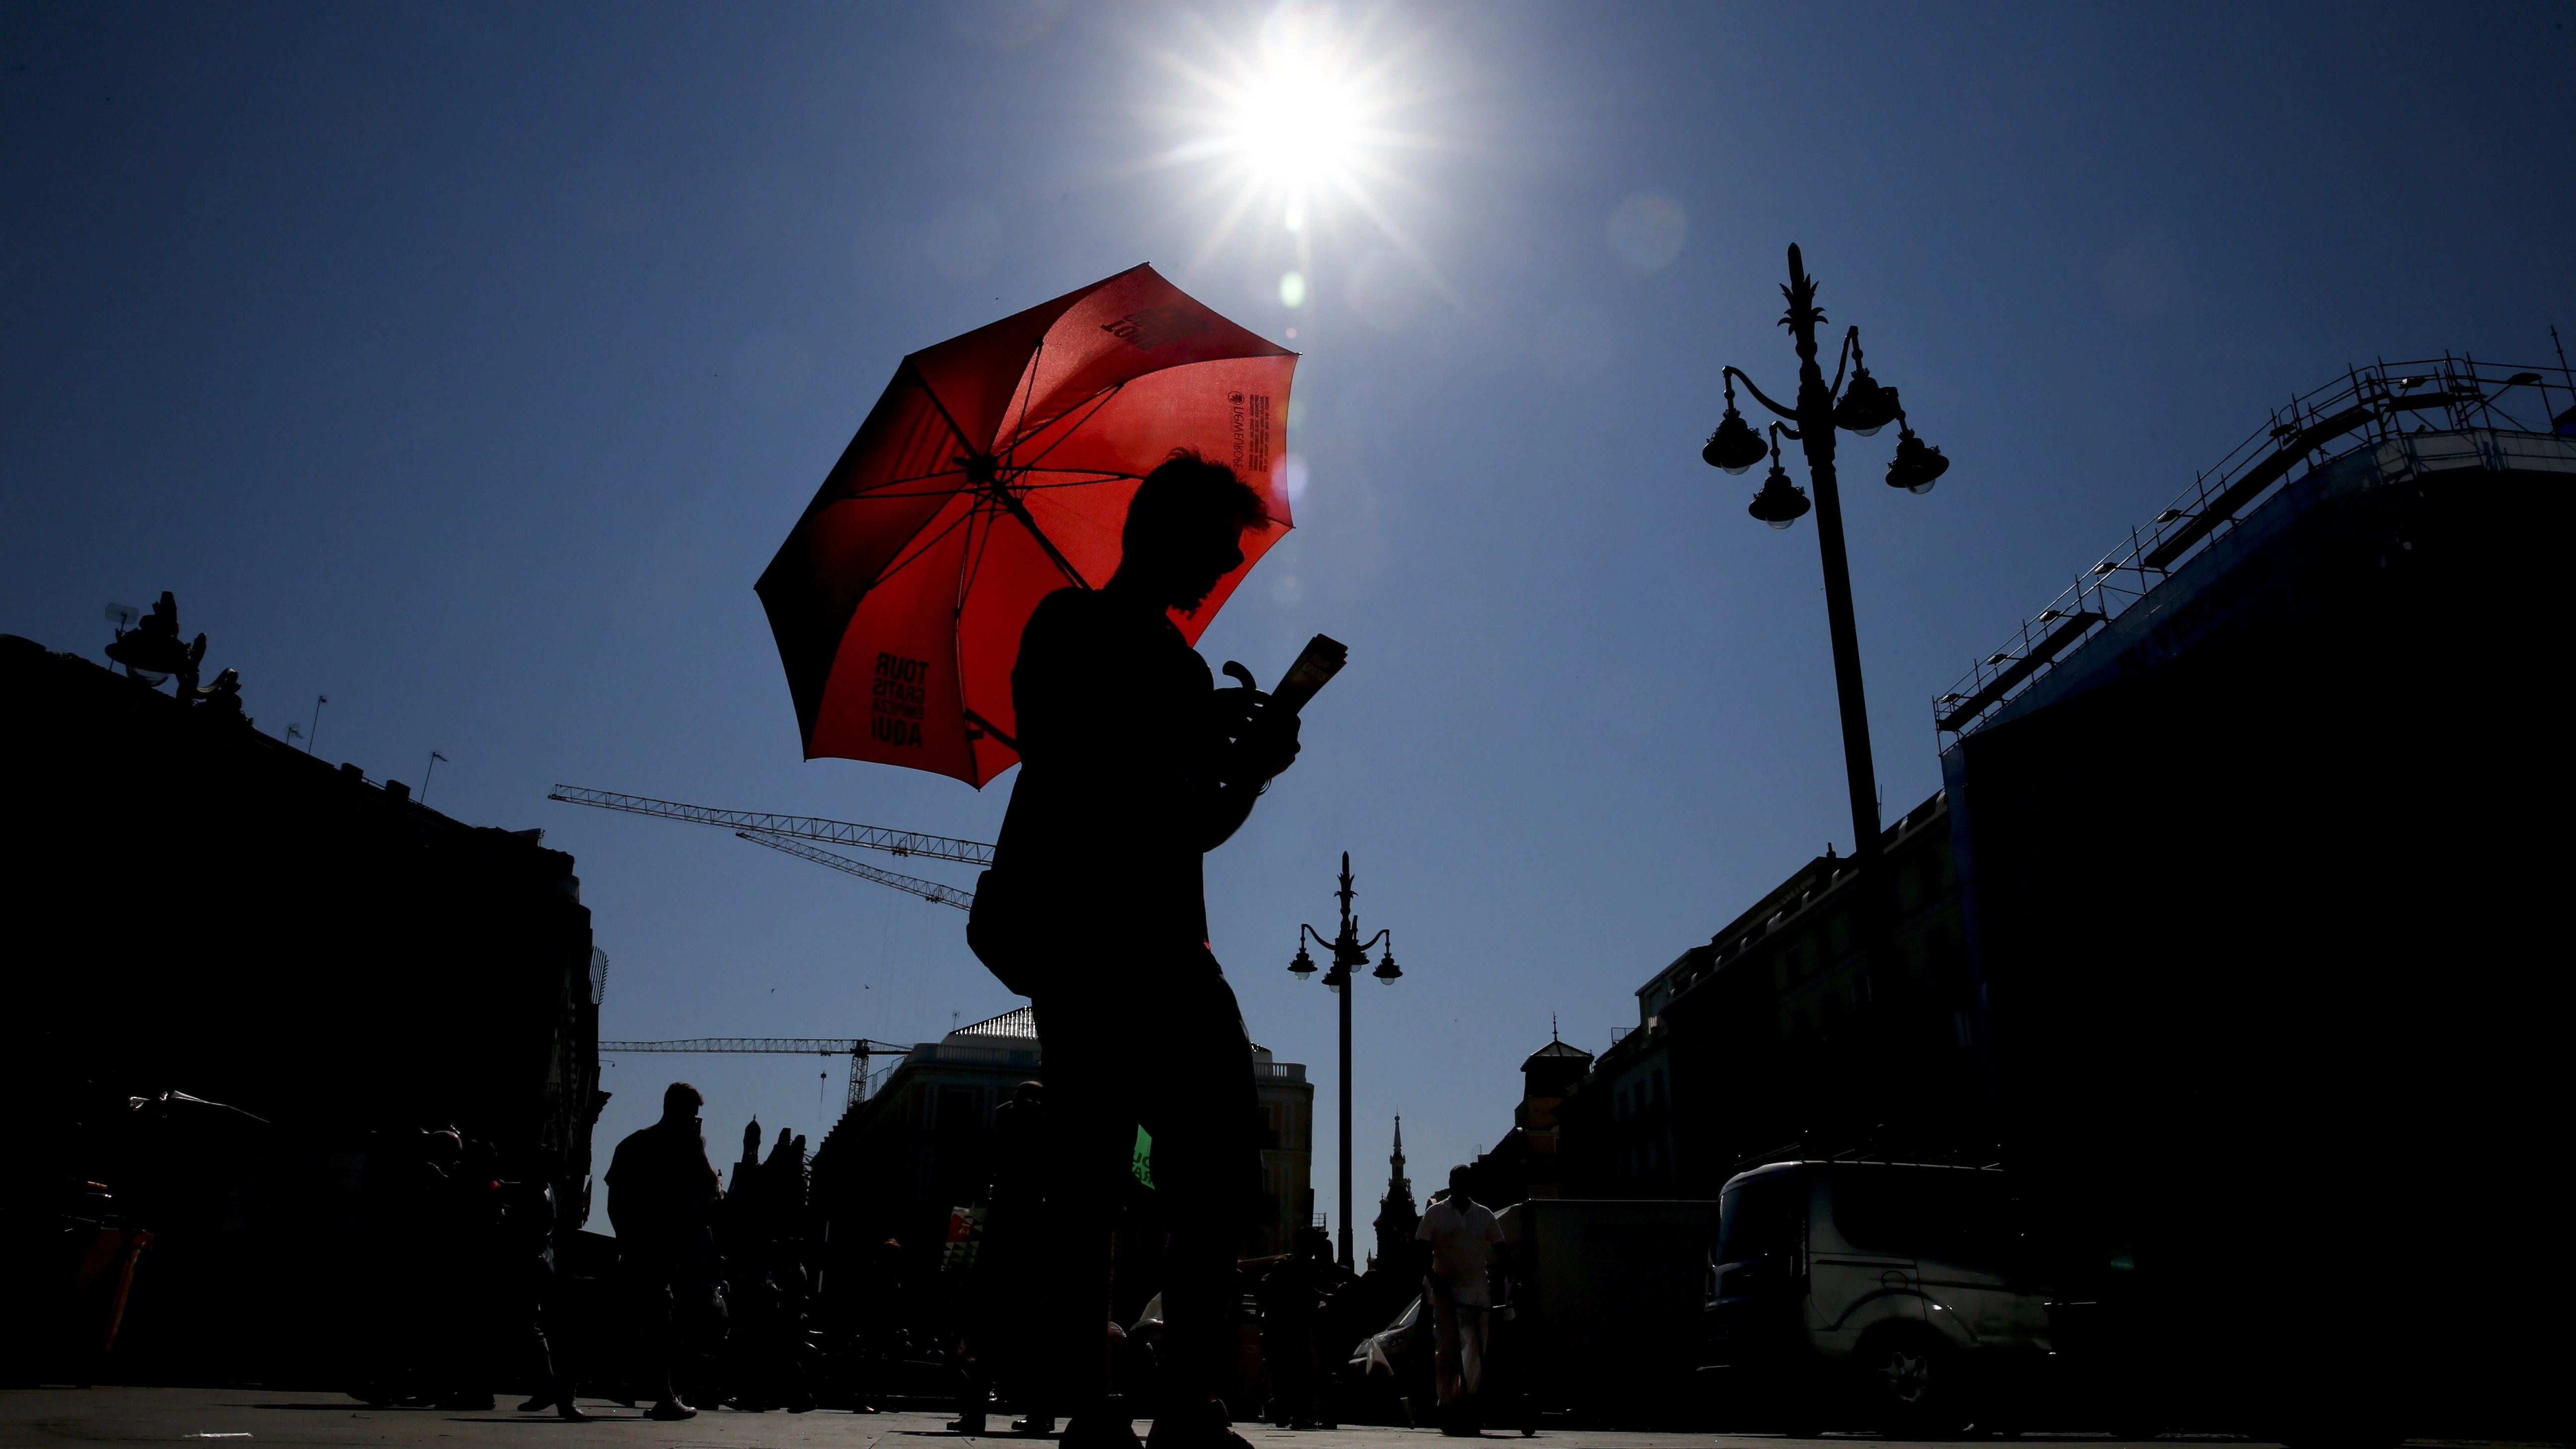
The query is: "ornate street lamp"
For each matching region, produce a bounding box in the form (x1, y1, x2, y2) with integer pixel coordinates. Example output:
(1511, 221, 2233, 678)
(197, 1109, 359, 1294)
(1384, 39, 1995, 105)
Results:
(1700, 243, 1951, 865)
(1287, 851, 1401, 1269)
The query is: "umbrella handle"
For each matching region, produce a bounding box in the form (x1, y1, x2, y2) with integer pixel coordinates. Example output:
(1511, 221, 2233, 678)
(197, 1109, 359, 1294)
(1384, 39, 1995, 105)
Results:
(1221, 661, 1259, 691)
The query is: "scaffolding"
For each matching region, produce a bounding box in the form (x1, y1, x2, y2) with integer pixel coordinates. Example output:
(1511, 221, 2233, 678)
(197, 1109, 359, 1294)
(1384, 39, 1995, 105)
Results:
(1935, 353, 2576, 738)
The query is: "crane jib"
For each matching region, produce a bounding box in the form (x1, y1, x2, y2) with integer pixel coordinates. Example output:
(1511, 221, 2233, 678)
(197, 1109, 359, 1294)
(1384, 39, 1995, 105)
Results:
(546, 785, 994, 866)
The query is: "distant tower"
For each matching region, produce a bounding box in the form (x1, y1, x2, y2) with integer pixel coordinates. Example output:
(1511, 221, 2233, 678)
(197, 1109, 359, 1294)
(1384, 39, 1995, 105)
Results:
(1518, 1026, 1596, 1201)
(1370, 1115, 1419, 1274)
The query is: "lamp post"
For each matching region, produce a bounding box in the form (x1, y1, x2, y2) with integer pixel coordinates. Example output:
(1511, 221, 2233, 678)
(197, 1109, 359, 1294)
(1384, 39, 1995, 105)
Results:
(1700, 243, 1949, 866)
(1287, 851, 1402, 1269)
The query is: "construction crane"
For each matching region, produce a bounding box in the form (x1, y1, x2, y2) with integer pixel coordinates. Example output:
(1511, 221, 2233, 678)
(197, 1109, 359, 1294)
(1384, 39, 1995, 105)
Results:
(734, 832, 971, 910)
(548, 785, 992, 863)
(546, 784, 990, 909)
(597, 1037, 915, 1109)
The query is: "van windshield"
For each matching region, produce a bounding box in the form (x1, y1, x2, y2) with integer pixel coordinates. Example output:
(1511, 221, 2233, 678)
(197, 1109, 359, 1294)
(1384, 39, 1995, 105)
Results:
(1715, 1172, 1803, 1266)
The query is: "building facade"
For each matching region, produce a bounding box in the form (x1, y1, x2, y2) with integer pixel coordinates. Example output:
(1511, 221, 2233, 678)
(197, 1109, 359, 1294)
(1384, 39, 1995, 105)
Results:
(810, 1007, 1313, 1286)
(1541, 358, 2570, 1434)
(1, 631, 600, 1383)
(1932, 371, 2572, 1431)
(1557, 792, 1977, 1202)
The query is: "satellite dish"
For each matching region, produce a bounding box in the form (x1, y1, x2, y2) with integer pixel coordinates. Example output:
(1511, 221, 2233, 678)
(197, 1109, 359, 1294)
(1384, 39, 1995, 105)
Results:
(589, 947, 610, 1006)
(105, 602, 140, 631)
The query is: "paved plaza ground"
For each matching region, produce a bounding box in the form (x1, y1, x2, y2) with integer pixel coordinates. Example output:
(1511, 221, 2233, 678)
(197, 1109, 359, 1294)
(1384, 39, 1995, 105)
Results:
(0, 1389, 2292, 1449)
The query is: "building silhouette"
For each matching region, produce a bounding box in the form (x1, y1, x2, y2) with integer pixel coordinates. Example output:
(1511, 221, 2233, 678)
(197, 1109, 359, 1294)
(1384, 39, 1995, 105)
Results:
(0, 631, 600, 1383)
(809, 1006, 1313, 1293)
(1931, 360, 2569, 1432)
(1542, 356, 2571, 1435)
(1555, 794, 1972, 1200)
(1459, 1034, 1596, 1208)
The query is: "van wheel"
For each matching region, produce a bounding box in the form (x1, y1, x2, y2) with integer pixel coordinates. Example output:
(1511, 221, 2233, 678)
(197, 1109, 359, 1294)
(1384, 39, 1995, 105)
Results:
(1858, 1330, 1968, 1438)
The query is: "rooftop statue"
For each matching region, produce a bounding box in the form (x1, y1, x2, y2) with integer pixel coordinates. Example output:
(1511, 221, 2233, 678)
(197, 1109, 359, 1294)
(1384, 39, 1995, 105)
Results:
(105, 590, 201, 686)
(194, 666, 247, 724)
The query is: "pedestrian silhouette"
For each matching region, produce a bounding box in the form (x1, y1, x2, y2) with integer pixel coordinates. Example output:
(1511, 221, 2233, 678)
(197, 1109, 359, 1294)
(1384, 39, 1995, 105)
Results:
(979, 450, 1302, 1449)
(1417, 1166, 1505, 1437)
(605, 1082, 722, 1420)
(950, 1080, 1050, 1435)
(1257, 1226, 1347, 1430)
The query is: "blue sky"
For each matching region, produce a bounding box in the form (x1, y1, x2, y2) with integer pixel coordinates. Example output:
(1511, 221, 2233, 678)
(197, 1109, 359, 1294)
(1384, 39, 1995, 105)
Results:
(5, 1, 2570, 1227)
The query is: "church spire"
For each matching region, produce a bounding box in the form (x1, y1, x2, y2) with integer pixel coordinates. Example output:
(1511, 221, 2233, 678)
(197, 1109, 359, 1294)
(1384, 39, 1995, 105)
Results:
(1371, 1113, 1419, 1273)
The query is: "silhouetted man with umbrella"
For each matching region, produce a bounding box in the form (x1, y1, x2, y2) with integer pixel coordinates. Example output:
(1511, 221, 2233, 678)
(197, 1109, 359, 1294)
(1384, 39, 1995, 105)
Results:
(987, 451, 1301, 1449)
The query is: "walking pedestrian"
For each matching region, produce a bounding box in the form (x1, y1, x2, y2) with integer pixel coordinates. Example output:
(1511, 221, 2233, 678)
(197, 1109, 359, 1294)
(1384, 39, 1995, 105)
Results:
(1416, 1167, 1504, 1436)
(605, 1083, 722, 1421)
(500, 1163, 588, 1420)
(950, 1081, 1051, 1435)
(1258, 1226, 1345, 1429)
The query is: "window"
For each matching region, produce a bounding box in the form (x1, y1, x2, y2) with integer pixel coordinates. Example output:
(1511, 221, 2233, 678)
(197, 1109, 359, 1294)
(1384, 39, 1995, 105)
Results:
(1716, 1171, 1804, 1266)
(1830, 1168, 2014, 1271)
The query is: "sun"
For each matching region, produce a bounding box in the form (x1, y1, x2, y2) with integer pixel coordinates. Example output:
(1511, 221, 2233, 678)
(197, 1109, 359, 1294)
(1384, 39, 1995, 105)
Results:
(1147, 0, 1449, 300)
(1226, 51, 1363, 219)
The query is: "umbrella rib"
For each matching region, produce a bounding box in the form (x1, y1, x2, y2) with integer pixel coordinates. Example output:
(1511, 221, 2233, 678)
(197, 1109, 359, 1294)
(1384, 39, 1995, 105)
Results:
(846, 465, 970, 496)
(1001, 383, 1127, 479)
(992, 486, 1091, 591)
(908, 362, 983, 456)
(957, 493, 1002, 617)
(1014, 471, 1146, 490)
(839, 485, 993, 501)
(866, 497, 985, 592)
(1000, 336, 1045, 467)
(980, 385, 1106, 593)
(949, 501, 1020, 782)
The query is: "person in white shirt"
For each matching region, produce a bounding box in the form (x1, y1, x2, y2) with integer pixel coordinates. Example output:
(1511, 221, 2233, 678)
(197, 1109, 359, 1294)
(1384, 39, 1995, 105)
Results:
(1414, 1166, 1505, 1435)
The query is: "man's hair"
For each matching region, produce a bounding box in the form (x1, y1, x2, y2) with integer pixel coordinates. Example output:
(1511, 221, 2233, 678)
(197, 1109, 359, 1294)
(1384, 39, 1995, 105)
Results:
(1123, 449, 1268, 558)
(663, 1082, 704, 1115)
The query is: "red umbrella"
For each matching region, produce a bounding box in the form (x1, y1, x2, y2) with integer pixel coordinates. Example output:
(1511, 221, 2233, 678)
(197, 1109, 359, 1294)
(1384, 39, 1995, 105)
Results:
(756, 264, 1298, 787)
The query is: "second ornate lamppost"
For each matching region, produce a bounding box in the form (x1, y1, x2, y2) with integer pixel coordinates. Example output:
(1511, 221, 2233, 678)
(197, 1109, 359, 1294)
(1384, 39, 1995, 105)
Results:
(1287, 851, 1401, 1269)
(1700, 243, 1950, 867)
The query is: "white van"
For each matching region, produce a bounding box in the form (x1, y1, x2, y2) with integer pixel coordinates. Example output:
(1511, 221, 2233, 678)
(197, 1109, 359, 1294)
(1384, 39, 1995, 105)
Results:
(1700, 1161, 2051, 1435)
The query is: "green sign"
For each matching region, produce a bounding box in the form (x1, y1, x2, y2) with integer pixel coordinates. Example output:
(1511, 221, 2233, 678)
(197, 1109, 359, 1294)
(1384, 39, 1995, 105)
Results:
(1131, 1125, 1155, 1191)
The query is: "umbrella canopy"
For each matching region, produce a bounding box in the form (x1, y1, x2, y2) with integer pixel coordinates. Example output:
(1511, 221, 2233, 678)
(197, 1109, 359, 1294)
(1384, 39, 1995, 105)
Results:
(757, 264, 1298, 787)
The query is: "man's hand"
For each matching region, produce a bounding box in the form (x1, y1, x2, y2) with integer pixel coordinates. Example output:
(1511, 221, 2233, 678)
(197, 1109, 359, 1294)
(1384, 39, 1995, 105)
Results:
(1231, 705, 1301, 784)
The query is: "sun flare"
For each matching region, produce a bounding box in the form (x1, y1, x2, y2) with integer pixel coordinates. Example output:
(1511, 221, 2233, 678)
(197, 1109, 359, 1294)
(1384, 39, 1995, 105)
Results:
(1148, 0, 1449, 298)
(1228, 55, 1362, 201)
